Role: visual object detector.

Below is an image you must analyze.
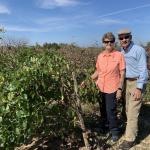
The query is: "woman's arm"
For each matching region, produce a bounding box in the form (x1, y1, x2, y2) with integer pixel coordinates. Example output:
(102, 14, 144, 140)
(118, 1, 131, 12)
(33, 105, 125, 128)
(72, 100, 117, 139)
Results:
(80, 70, 98, 88)
(116, 69, 125, 100)
(119, 69, 125, 89)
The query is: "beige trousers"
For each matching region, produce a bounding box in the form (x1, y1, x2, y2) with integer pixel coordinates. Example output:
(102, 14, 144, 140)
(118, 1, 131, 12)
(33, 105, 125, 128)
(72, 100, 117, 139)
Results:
(125, 80, 142, 142)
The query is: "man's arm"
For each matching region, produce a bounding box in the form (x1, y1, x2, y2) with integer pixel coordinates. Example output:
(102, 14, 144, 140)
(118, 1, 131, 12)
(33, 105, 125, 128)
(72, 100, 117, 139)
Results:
(134, 47, 148, 100)
(137, 47, 148, 90)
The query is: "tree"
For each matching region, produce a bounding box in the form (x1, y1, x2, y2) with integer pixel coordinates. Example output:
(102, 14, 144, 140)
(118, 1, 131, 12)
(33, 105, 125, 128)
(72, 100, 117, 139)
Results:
(0, 27, 5, 40)
(146, 41, 150, 49)
(1, 36, 29, 47)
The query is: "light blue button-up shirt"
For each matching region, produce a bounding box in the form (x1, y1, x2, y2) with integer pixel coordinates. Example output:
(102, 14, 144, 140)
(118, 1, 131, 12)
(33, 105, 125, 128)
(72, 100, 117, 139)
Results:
(121, 42, 148, 89)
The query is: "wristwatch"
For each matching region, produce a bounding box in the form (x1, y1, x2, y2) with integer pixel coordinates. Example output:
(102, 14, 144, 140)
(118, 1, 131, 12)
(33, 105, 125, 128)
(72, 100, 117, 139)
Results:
(118, 88, 122, 91)
(137, 88, 142, 91)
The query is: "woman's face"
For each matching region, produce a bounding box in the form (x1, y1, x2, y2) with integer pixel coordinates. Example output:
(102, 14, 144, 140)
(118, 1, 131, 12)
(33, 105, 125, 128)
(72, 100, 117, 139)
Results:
(103, 38, 115, 51)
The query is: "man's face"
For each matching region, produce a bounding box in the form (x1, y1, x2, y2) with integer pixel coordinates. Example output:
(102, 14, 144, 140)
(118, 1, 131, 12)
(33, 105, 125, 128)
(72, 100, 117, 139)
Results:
(118, 34, 131, 49)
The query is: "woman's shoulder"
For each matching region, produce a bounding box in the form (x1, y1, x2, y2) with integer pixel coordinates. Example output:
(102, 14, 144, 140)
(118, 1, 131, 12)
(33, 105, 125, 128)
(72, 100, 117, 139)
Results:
(114, 50, 124, 56)
(97, 51, 105, 57)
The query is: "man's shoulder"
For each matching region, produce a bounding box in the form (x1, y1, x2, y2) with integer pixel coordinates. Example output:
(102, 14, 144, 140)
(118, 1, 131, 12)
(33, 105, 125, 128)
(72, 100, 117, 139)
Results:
(131, 44, 147, 59)
(132, 44, 145, 52)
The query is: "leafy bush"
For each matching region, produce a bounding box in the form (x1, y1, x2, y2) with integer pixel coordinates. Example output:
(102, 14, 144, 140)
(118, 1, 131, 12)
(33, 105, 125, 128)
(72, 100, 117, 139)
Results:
(0, 46, 100, 149)
(0, 48, 75, 148)
(143, 83, 150, 102)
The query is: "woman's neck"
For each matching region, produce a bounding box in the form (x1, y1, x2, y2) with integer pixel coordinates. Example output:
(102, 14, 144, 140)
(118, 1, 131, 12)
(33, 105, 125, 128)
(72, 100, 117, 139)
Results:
(104, 49, 115, 53)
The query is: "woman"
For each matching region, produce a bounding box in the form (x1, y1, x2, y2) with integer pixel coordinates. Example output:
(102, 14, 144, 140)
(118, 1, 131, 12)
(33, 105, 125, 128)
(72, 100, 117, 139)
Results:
(92, 32, 125, 141)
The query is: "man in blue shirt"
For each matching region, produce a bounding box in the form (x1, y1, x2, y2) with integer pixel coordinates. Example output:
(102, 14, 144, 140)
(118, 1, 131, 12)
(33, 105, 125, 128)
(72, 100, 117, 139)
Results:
(118, 29, 148, 150)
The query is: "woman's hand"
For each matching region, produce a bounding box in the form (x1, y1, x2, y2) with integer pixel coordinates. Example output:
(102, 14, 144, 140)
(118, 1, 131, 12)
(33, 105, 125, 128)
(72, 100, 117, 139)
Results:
(91, 71, 98, 81)
(80, 81, 86, 88)
(116, 89, 122, 100)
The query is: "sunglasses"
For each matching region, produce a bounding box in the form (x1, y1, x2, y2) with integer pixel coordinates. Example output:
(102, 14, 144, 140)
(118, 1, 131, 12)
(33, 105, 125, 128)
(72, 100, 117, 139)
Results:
(103, 40, 114, 44)
(119, 35, 130, 40)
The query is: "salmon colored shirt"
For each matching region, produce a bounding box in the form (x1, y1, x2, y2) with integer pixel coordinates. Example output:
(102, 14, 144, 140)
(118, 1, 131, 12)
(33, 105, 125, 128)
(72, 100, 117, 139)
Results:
(96, 50, 125, 93)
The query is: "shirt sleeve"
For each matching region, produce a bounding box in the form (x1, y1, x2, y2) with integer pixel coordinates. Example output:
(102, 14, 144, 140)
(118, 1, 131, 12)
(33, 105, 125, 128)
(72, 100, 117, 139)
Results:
(119, 53, 126, 71)
(96, 56, 100, 71)
(137, 47, 149, 89)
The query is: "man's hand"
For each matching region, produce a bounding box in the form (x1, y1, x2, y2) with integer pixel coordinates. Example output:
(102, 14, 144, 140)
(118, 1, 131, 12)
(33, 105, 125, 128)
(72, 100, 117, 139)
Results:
(133, 88, 142, 100)
(116, 90, 122, 100)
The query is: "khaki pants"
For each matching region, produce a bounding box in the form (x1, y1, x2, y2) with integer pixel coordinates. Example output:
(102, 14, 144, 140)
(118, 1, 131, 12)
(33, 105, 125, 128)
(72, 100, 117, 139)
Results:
(124, 80, 142, 142)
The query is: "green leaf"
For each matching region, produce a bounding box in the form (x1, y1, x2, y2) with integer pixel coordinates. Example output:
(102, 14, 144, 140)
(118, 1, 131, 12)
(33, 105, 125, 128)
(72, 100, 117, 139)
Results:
(8, 92, 14, 101)
(0, 116, 2, 122)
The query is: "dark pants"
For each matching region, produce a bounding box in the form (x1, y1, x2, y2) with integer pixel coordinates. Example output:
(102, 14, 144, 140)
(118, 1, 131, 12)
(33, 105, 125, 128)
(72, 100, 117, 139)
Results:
(100, 92, 119, 135)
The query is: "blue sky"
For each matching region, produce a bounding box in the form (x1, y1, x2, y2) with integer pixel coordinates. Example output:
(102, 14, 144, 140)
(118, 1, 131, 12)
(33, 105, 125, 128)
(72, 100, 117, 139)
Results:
(0, 0, 150, 46)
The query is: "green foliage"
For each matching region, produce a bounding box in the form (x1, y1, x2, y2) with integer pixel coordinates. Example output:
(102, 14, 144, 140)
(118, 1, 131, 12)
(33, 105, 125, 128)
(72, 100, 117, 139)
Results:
(0, 48, 74, 148)
(78, 69, 100, 104)
(0, 46, 100, 149)
(43, 42, 61, 50)
(143, 83, 150, 102)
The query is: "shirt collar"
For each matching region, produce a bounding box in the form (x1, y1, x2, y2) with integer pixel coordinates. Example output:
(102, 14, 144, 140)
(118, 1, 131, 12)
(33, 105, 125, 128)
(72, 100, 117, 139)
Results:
(121, 41, 134, 53)
(102, 50, 116, 57)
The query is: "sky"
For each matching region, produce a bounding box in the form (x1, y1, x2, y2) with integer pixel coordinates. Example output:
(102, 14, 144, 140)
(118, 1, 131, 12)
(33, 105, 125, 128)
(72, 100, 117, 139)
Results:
(0, 0, 150, 47)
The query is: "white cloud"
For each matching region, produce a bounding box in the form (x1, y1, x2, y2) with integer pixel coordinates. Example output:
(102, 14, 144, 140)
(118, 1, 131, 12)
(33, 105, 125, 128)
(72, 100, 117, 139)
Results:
(0, 4, 10, 14)
(2, 14, 85, 33)
(4, 25, 44, 32)
(98, 3, 150, 18)
(5, 24, 67, 32)
(34, 14, 90, 27)
(35, 17, 65, 25)
(95, 18, 125, 25)
(36, 0, 79, 9)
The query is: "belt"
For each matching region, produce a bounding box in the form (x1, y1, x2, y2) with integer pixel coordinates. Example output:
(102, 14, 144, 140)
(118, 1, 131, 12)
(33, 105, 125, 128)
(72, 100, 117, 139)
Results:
(126, 78, 137, 81)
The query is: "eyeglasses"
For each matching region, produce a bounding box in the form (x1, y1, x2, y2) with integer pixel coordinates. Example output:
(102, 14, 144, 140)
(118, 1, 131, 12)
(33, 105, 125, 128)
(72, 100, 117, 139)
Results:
(103, 40, 114, 44)
(119, 35, 130, 40)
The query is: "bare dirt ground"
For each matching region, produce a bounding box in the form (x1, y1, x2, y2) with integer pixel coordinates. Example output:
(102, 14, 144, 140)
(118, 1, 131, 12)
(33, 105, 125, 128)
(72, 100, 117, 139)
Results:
(16, 103, 150, 150)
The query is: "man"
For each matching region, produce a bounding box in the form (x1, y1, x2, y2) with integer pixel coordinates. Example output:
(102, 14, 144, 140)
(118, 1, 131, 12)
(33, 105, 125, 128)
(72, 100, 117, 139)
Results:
(118, 29, 148, 150)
